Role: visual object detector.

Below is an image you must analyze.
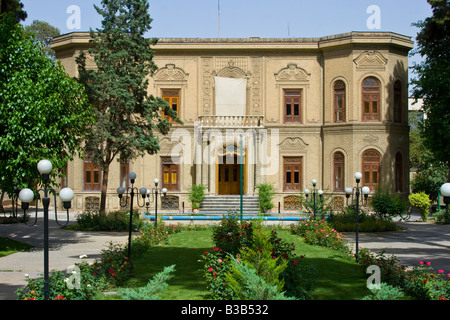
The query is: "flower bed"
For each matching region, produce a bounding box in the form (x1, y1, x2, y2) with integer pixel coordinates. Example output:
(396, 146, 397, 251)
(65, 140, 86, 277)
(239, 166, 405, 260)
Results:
(200, 215, 317, 300)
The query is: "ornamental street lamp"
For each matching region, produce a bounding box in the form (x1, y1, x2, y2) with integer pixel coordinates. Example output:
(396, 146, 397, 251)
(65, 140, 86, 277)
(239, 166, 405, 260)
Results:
(145, 178, 167, 228)
(18, 160, 74, 300)
(345, 172, 370, 262)
(304, 179, 323, 220)
(117, 172, 150, 261)
(440, 183, 450, 223)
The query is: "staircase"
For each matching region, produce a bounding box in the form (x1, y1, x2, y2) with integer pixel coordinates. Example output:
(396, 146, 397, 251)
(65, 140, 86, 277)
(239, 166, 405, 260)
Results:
(199, 195, 259, 213)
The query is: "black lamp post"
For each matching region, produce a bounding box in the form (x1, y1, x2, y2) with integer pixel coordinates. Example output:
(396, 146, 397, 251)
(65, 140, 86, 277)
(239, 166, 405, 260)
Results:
(345, 172, 370, 262)
(440, 183, 450, 223)
(117, 172, 149, 261)
(18, 159, 74, 300)
(304, 179, 323, 220)
(145, 178, 167, 228)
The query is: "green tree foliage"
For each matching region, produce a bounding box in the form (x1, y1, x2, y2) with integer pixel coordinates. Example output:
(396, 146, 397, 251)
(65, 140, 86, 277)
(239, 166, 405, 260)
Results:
(0, 0, 27, 22)
(411, 0, 450, 180)
(24, 20, 60, 57)
(77, 0, 181, 213)
(118, 264, 175, 300)
(0, 13, 94, 196)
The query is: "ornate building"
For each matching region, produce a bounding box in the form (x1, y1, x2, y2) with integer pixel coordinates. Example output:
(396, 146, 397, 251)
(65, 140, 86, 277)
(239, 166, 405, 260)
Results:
(51, 31, 414, 213)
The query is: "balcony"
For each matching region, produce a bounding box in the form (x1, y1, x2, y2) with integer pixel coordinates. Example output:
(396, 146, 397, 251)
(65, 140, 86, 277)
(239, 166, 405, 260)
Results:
(198, 115, 264, 128)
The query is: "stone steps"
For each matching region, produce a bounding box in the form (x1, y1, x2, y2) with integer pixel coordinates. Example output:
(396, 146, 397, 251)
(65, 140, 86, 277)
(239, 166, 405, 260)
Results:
(200, 195, 259, 213)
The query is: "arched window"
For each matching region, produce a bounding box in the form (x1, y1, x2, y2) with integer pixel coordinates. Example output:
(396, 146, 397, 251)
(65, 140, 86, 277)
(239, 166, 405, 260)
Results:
(394, 81, 402, 123)
(362, 149, 381, 190)
(333, 152, 345, 191)
(395, 152, 403, 192)
(362, 77, 381, 121)
(334, 80, 346, 123)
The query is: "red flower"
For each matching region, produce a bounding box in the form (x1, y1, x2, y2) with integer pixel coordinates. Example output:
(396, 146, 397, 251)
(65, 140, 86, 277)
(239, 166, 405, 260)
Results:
(54, 295, 64, 300)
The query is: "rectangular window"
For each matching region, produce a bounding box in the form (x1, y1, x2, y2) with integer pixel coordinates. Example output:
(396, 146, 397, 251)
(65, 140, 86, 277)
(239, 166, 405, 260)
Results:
(284, 90, 301, 123)
(284, 157, 302, 191)
(84, 161, 101, 191)
(162, 89, 180, 122)
(161, 158, 179, 191)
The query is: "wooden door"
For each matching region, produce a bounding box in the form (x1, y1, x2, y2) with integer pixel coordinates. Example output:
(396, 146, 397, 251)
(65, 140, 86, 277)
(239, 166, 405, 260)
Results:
(218, 163, 240, 195)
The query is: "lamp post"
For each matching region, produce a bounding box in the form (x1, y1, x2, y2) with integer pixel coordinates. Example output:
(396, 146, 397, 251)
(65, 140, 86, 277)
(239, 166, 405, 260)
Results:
(345, 172, 370, 262)
(144, 179, 168, 228)
(440, 183, 450, 223)
(304, 179, 323, 220)
(117, 172, 149, 261)
(18, 160, 74, 300)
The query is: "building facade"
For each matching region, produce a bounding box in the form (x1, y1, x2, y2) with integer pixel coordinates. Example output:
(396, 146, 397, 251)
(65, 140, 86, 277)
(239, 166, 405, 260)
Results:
(51, 31, 414, 213)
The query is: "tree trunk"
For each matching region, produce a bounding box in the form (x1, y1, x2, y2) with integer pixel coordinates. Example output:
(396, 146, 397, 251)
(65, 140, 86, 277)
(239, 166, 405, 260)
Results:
(99, 147, 112, 214)
(100, 165, 109, 214)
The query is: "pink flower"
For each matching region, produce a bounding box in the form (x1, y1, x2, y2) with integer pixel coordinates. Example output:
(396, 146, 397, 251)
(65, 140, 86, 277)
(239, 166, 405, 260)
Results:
(438, 270, 444, 273)
(419, 261, 424, 265)
(208, 267, 213, 272)
(426, 262, 431, 266)
(293, 261, 298, 266)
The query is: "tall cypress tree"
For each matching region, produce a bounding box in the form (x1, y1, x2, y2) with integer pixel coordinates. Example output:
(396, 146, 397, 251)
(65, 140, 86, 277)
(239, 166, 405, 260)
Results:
(77, 0, 180, 213)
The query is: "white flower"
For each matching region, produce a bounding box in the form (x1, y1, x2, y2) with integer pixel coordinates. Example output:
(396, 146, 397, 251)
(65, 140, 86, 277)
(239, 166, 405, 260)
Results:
(79, 254, 88, 259)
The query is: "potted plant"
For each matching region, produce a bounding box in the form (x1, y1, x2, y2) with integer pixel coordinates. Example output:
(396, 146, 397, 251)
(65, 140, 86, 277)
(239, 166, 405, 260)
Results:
(188, 184, 206, 213)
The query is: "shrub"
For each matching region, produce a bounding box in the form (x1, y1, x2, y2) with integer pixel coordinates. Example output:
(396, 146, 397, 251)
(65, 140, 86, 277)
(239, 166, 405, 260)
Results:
(370, 188, 408, 221)
(16, 261, 109, 300)
(357, 248, 407, 287)
(200, 247, 234, 300)
(71, 211, 144, 232)
(362, 282, 405, 300)
(118, 265, 176, 300)
(133, 223, 182, 252)
(204, 217, 316, 300)
(289, 218, 349, 253)
(91, 241, 133, 286)
(403, 261, 450, 300)
(409, 192, 431, 222)
(188, 184, 206, 210)
(329, 211, 401, 232)
(255, 183, 275, 213)
(224, 257, 294, 300)
(211, 214, 254, 256)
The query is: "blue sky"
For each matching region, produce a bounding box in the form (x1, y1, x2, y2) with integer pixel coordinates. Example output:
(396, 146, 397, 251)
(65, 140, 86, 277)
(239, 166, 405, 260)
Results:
(20, 0, 432, 70)
(20, 0, 431, 39)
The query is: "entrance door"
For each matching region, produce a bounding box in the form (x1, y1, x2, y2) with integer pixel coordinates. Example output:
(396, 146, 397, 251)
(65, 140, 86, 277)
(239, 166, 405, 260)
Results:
(218, 156, 241, 195)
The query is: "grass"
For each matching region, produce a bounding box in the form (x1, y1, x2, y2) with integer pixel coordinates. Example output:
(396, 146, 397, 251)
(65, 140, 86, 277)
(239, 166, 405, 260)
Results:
(0, 237, 32, 257)
(116, 228, 371, 300)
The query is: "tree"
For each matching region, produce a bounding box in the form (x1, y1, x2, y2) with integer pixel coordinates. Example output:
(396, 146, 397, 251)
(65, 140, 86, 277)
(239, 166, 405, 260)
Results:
(411, 0, 450, 180)
(76, 0, 181, 213)
(24, 20, 60, 57)
(0, 0, 27, 22)
(0, 13, 94, 197)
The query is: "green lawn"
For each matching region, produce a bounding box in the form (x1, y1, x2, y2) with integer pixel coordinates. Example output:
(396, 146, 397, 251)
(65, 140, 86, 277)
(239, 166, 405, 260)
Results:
(0, 237, 32, 257)
(119, 228, 371, 300)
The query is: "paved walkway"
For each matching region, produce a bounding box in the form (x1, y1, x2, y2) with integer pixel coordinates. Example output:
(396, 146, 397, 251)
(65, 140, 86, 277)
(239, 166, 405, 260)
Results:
(1, 211, 450, 300)
(343, 221, 450, 273)
(0, 215, 128, 300)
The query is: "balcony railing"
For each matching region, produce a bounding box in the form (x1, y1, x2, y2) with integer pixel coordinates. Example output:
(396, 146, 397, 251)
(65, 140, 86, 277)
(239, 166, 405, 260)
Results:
(198, 115, 264, 128)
